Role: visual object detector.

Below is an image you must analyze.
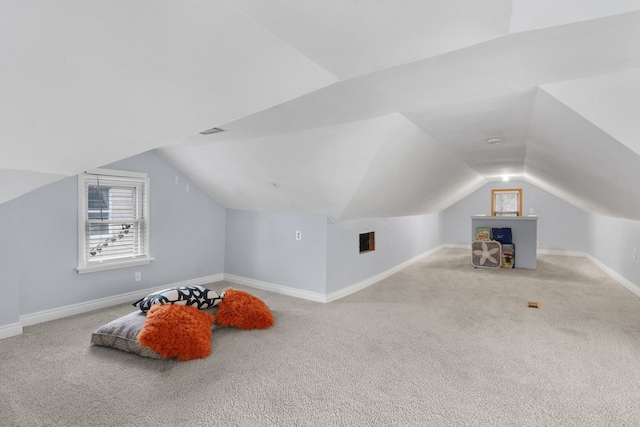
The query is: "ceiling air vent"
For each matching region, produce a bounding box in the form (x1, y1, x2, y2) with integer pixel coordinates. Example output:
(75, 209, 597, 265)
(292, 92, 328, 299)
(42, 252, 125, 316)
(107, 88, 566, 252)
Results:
(200, 127, 225, 135)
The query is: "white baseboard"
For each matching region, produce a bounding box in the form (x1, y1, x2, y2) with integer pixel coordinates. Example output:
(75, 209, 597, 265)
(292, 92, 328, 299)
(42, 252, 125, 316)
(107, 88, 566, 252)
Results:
(325, 245, 446, 302)
(585, 255, 640, 298)
(224, 274, 327, 303)
(0, 322, 23, 340)
(426, 246, 640, 298)
(9, 246, 637, 339)
(537, 249, 588, 257)
(225, 245, 449, 304)
(537, 249, 640, 298)
(17, 273, 224, 329)
(442, 243, 470, 249)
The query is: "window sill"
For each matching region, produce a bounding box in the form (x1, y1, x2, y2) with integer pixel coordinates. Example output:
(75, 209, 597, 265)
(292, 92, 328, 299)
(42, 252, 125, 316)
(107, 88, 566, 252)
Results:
(76, 257, 155, 274)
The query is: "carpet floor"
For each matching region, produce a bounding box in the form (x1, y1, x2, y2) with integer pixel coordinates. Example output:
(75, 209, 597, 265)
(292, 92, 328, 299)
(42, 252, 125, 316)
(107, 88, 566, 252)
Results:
(2, 248, 640, 426)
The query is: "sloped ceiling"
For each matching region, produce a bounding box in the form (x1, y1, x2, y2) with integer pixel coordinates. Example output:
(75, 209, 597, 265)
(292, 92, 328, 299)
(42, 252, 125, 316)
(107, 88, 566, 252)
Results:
(3, 1, 640, 222)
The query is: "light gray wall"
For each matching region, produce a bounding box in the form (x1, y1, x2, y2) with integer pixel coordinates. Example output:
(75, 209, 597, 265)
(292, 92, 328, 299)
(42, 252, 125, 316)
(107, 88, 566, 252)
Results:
(104, 151, 226, 285)
(1, 150, 225, 323)
(442, 180, 589, 252)
(0, 196, 22, 327)
(224, 210, 328, 293)
(588, 214, 640, 288)
(326, 213, 442, 293)
(4, 157, 639, 333)
(224, 211, 443, 295)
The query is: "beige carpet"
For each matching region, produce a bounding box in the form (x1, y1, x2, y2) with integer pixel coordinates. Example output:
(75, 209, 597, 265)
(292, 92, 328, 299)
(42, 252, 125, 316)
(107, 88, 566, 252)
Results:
(2, 248, 640, 426)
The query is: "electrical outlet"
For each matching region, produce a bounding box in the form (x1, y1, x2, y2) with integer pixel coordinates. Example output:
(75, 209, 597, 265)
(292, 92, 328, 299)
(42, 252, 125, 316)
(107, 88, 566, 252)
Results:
(633, 248, 637, 259)
(296, 230, 302, 240)
(529, 208, 534, 214)
(135, 271, 141, 282)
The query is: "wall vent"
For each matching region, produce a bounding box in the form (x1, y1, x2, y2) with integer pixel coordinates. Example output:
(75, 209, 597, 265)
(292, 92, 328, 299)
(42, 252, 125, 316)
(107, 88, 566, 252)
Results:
(359, 231, 375, 254)
(200, 127, 225, 135)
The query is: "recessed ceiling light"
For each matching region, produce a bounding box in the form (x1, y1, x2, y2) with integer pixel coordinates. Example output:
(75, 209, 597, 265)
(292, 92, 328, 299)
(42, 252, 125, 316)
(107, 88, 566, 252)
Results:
(200, 127, 225, 135)
(501, 175, 510, 182)
(486, 137, 503, 145)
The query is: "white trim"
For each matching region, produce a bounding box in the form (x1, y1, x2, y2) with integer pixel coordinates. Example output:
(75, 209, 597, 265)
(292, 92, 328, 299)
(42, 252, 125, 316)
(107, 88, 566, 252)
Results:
(77, 169, 151, 273)
(225, 245, 449, 304)
(224, 274, 327, 303)
(585, 255, 640, 298)
(537, 249, 588, 257)
(325, 245, 446, 302)
(442, 243, 470, 250)
(18, 274, 224, 328)
(0, 322, 23, 340)
(449, 247, 640, 298)
(537, 249, 640, 297)
(10, 246, 639, 339)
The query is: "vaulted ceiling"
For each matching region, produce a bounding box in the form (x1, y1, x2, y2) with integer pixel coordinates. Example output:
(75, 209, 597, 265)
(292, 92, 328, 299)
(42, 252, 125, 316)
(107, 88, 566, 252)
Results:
(3, 1, 640, 221)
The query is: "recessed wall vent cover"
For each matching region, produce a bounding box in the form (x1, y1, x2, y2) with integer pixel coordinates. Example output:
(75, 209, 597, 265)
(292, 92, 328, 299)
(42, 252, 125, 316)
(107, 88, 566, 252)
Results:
(200, 127, 225, 135)
(359, 231, 375, 254)
(525, 301, 540, 309)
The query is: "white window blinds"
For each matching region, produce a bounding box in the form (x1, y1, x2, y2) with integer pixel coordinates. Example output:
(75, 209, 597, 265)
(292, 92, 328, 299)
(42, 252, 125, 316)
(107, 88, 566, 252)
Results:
(77, 169, 151, 273)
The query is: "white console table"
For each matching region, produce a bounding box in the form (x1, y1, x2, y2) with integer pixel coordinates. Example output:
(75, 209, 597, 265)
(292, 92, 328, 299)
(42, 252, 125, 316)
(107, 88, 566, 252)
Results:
(471, 215, 538, 269)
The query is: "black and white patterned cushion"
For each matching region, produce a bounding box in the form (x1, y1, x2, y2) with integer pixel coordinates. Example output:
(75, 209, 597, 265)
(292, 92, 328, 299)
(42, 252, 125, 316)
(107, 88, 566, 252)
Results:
(132, 286, 223, 313)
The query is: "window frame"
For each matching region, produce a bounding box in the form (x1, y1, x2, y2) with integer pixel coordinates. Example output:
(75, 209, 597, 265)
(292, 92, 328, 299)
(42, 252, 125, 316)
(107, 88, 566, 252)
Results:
(491, 188, 522, 217)
(76, 168, 153, 274)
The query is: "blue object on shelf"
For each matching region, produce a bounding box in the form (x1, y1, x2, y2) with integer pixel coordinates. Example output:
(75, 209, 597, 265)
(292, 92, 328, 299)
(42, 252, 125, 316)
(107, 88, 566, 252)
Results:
(491, 227, 512, 244)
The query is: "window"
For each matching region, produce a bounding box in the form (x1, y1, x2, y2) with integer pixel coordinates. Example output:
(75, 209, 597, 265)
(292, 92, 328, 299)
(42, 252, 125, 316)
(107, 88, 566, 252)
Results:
(77, 169, 152, 273)
(491, 188, 522, 216)
(359, 231, 375, 253)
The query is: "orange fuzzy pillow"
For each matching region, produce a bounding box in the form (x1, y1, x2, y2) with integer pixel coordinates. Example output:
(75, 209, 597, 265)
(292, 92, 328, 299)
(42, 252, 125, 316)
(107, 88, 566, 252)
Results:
(216, 288, 275, 330)
(137, 304, 215, 361)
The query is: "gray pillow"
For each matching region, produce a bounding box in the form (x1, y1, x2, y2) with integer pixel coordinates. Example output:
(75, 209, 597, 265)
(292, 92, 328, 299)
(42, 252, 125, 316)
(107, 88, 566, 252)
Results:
(91, 307, 220, 358)
(90, 311, 162, 358)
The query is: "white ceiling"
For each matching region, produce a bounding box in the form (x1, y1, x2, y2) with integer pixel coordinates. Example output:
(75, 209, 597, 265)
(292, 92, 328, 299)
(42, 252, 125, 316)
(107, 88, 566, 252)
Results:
(3, 1, 640, 221)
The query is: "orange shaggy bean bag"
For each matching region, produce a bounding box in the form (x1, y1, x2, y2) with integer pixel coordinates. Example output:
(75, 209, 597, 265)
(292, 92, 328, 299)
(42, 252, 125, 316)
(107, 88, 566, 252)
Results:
(137, 304, 215, 361)
(215, 288, 275, 330)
